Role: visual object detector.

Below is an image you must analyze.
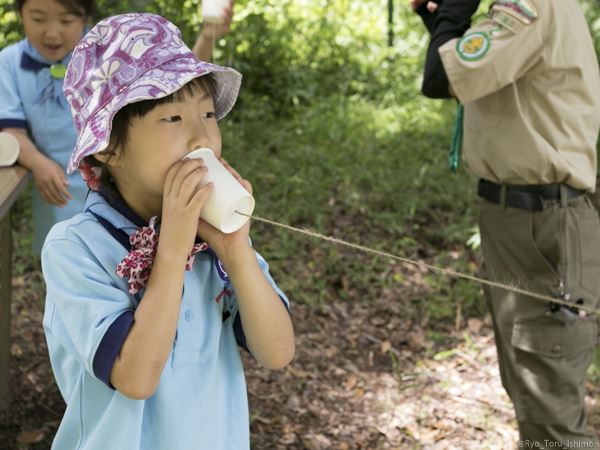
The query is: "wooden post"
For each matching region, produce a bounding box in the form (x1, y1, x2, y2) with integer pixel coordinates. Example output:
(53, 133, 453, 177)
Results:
(0, 209, 12, 409)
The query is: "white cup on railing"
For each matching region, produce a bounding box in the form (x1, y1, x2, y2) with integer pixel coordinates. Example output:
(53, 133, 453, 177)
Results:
(201, 0, 230, 24)
(186, 148, 255, 234)
(0, 132, 19, 167)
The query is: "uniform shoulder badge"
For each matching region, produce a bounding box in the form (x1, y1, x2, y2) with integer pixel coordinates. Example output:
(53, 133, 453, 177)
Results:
(456, 31, 491, 62)
(491, 0, 538, 25)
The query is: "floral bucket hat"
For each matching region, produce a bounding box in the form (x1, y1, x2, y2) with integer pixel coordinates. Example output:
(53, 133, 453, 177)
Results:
(64, 13, 242, 175)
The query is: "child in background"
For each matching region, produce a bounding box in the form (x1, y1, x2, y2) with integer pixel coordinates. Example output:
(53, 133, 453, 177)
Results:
(0, 0, 231, 255)
(42, 13, 294, 450)
(0, 0, 94, 254)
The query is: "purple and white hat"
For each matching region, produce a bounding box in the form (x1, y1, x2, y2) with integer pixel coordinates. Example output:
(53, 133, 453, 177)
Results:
(64, 13, 242, 174)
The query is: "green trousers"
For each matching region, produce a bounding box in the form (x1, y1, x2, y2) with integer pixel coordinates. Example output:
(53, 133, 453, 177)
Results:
(478, 193, 600, 449)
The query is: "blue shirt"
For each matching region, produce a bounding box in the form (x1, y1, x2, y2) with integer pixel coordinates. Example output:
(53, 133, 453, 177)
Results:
(0, 38, 88, 254)
(42, 190, 289, 450)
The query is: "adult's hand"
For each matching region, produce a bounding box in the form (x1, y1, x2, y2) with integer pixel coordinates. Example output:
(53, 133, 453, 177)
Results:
(410, 0, 440, 13)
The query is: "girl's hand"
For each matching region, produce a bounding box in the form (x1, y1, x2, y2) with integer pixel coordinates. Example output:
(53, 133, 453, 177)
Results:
(31, 156, 72, 206)
(159, 158, 214, 263)
(200, 0, 235, 41)
(196, 157, 253, 266)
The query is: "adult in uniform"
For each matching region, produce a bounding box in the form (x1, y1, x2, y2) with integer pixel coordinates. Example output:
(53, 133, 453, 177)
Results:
(413, 0, 600, 446)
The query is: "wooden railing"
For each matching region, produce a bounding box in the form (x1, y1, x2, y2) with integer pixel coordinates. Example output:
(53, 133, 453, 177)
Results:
(0, 166, 29, 409)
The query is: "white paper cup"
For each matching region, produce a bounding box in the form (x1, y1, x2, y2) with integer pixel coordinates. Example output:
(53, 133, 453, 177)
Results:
(0, 132, 20, 167)
(186, 148, 255, 233)
(201, 0, 229, 23)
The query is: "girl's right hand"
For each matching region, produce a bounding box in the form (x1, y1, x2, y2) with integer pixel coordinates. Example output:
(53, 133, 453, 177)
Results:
(31, 156, 72, 206)
(158, 158, 214, 263)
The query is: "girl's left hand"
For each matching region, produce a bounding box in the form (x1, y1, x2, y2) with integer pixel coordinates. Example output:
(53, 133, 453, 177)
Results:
(196, 157, 253, 262)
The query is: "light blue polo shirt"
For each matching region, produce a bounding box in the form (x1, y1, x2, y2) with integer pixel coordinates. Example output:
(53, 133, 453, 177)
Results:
(42, 190, 289, 450)
(0, 38, 88, 254)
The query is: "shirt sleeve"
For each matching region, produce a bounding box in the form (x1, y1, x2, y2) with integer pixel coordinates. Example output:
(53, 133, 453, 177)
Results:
(0, 48, 28, 129)
(416, 1, 437, 34)
(438, 1, 547, 103)
(230, 250, 290, 352)
(421, 0, 477, 99)
(42, 238, 135, 388)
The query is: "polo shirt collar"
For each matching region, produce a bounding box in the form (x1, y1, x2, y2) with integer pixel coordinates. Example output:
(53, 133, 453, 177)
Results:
(20, 39, 72, 72)
(84, 186, 147, 232)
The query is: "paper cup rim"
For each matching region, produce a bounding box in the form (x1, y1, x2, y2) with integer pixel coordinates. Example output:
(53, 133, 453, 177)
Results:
(186, 147, 215, 159)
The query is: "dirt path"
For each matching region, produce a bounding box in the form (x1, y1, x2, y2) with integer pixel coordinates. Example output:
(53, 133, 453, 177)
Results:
(1, 266, 598, 449)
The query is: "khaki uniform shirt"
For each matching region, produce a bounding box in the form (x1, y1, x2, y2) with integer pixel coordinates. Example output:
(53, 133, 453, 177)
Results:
(439, 0, 600, 191)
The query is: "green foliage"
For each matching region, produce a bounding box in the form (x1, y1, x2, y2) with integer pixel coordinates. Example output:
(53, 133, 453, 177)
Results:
(582, 0, 600, 55)
(222, 0, 426, 114)
(0, 0, 20, 48)
(94, 0, 204, 43)
(2, 0, 599, 324)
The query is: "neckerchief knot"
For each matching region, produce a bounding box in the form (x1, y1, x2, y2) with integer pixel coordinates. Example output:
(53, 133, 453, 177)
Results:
(116, 216, 209, 294)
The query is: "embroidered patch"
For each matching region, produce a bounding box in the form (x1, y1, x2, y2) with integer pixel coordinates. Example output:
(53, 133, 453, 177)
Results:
(491, 0, 538, 25)
(456, 32, 491, 62)
(491, 10, 524, 33)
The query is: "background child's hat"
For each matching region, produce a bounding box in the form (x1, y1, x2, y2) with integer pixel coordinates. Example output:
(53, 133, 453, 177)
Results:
(64, 13, 242, 174)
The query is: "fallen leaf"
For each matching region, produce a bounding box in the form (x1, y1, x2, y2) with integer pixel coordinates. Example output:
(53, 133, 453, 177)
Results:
(312, 433, 332, 448)
(16, 429, 45, 444)
(467, 318, 483, 335)
(380, 340, 392, 354)
(344, 375, 357, 391)
(11, 344, 22, 357)
(286, 395, 301, 410)
(408, 327, 426, 350)
(11, 276, 25, 288)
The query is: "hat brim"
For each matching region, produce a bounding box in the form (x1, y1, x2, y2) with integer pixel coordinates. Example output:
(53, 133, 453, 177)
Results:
(67, 58, 241, 174)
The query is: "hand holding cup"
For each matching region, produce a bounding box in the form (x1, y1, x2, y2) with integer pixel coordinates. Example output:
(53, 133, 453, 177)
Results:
(185, 148, 254, 234)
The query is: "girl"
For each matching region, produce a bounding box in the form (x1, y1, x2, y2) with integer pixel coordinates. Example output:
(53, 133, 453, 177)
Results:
(42, 13, 294, 450)
(0, 0, 94, 254)
(0, 0, 230, 255)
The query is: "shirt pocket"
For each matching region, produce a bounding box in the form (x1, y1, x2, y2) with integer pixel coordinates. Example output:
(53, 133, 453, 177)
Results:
(510, 318, 597, 422)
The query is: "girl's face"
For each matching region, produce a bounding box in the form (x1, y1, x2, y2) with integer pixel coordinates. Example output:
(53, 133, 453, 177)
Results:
(107, 88, 222, 218)
(21, 0, 86, 62)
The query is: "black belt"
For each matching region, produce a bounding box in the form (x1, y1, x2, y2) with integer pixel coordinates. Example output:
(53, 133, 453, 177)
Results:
(478, 179, 585, 212)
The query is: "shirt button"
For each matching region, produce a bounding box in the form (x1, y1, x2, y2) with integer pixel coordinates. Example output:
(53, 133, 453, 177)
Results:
(551, 344, 561, 354)
(184, 309, 194, 322)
